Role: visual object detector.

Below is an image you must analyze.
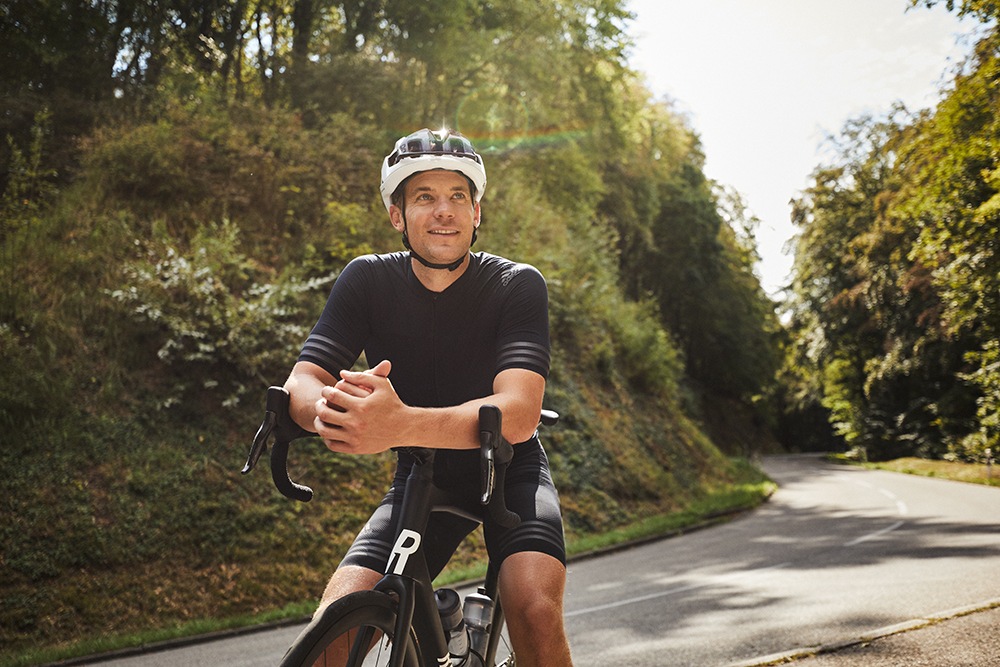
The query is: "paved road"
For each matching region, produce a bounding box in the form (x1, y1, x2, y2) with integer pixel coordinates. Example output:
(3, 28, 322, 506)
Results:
(85, 454, 1000, 666)
(562, 454, 1000, 665)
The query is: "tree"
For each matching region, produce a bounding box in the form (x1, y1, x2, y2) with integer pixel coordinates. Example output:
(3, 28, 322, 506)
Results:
(908, 0, 1000, 21)
(894, 29, 1000, 454)
(603, 107, 781, 402)
(785, 26, 999, 458)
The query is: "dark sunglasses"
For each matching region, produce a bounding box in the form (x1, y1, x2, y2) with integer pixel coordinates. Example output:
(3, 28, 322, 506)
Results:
(386, 130, 484, 167)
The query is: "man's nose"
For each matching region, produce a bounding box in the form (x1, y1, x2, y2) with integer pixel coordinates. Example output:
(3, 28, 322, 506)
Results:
(433, 198, 455, 217)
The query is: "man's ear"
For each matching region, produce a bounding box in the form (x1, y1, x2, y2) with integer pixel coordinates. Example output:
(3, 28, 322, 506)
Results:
(389, 205, 405, 232)
(473, 202, 481, 228)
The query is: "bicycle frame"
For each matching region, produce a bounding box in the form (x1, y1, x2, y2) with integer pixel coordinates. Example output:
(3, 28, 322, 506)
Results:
(377, 452, 515, 667)
(381, 448, 450, 666)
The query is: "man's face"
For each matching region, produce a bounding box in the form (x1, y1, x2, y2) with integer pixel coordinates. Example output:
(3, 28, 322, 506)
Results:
(390, 169, 480, 267)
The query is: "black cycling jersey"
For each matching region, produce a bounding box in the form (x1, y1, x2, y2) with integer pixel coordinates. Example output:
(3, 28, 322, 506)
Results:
(298, 251, 550, 410)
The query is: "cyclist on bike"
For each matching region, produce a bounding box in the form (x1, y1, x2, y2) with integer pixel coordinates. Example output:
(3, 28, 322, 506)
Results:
(283, 128, 573, 667)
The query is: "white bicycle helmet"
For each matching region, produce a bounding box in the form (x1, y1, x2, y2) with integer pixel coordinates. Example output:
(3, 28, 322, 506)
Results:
(379, 128, 487, 212)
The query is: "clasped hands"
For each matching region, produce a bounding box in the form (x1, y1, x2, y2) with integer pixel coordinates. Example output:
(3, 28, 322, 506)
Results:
(314, 359, 407, 455)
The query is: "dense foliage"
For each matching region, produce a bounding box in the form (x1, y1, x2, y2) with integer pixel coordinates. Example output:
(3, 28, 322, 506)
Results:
(783, 8, 999, 461)
(1, 0, 782, 658)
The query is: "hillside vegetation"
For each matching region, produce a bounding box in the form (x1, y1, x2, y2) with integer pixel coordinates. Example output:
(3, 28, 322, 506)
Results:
(0, 1, 782, 660)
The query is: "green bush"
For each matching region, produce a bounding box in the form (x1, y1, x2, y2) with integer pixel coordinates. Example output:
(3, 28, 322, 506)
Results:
(108, 219, 335, 409)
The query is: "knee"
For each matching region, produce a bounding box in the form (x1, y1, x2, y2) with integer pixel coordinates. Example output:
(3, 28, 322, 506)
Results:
(505, 590, 565, 634)
(499, 554, 567, 634)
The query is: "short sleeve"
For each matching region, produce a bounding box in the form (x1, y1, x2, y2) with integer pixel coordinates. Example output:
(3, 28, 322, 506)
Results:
(296, 257, 371, 376)
(495, 264, 550, 379)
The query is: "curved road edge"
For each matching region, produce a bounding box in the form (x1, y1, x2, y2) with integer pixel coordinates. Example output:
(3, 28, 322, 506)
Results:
(729, 597, 1000, 667)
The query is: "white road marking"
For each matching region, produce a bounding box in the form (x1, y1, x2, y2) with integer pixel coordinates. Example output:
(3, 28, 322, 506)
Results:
(843, 520, 906, 547)
(566, 563, 791, 618)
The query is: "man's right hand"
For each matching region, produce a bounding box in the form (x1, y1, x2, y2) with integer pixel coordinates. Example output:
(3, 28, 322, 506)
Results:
(327, 359, 391, 401)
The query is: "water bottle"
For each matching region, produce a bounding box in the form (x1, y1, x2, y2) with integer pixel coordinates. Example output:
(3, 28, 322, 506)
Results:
(462, 587, 495, 664)
(435, 588, 470, 665)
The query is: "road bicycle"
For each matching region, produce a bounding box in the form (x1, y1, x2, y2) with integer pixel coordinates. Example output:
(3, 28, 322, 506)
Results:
(242, 385, 558, 666)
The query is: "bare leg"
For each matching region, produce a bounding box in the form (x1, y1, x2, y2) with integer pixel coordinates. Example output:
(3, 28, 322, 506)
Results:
(312, 565, 385, 667)
(498, 552, 573, 667)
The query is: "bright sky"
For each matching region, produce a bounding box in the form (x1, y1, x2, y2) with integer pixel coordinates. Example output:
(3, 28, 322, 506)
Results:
(626, 0, 980, 297)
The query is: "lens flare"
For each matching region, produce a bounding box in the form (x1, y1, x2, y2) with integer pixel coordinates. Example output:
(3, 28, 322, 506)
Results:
(452, 85, 586, 153)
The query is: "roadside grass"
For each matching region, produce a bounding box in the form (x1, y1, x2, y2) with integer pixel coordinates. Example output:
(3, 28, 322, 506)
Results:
(830, 454, 999, 487)
(565, 468, 776, 560)
(437, 462, 776, 587)
(6, 460, 774, 667)
(2, 603, 317, 667)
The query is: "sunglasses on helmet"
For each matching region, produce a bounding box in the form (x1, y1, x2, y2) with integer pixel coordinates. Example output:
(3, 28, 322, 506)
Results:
(386, 129, 484, 168)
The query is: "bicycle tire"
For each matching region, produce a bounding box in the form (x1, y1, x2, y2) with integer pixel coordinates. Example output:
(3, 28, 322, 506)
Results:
(279, 590, 422, 667)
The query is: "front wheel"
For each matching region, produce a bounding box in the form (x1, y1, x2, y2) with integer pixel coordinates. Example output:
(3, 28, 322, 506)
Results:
(279, 590, 421, 667)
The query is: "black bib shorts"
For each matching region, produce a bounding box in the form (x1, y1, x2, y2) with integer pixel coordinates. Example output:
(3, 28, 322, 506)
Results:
(340, 436, 566, 577)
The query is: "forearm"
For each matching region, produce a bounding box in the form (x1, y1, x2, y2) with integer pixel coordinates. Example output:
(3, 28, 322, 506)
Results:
(395, 370, 545, 450)
(283, 361, 337, 433)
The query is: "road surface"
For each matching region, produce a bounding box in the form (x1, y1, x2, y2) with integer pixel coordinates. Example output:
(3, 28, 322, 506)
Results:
(85, 454, 1000, 666)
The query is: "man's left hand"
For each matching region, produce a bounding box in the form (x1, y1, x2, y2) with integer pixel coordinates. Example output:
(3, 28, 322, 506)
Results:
(314, 359, 408, 454)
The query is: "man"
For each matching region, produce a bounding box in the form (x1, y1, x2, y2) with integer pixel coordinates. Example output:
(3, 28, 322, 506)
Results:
(283, 128, 573, 666)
